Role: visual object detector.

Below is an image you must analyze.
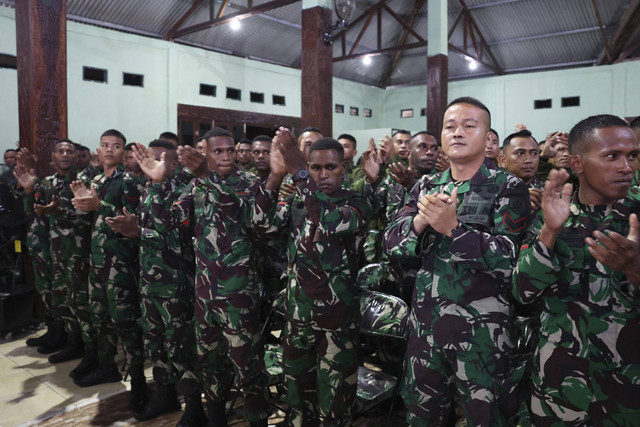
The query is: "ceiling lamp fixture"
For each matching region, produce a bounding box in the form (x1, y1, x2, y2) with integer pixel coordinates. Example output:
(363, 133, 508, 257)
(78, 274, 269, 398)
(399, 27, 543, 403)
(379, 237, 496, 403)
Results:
(362, 55, 372, 65)
(323, 0, 357, 46)
(230, 17, 241, 31)
(468, 60, 478, 70)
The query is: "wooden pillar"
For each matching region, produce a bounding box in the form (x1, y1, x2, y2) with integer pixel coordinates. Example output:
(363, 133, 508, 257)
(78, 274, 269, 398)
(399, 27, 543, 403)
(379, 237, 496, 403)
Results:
(427, 0, 447, 142)
(15, 0, 67, 178)
(301, 5, 333, 137)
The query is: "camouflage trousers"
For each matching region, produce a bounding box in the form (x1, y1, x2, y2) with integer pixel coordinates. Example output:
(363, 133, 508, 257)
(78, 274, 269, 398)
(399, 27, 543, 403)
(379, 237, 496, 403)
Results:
(401, 341, 518, 427)
(283, 320, 358, 427)
(89, 250, 144, 369)
(530, 344, 640, 426)
(50, 232, 91, 342)
(194, 292, 269, 423)
(26, 219, 52, 314)
(140, 292, 199, 396)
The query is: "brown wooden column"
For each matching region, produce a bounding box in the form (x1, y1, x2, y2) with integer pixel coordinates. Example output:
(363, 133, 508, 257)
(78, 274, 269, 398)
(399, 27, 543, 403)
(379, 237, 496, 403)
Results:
(426, 54, 448, 142)
(15, 0, 67, 178)
(301, 5, 332, 137)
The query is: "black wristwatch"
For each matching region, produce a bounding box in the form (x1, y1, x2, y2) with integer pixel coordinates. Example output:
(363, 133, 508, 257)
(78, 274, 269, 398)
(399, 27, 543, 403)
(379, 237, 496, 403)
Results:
(291, 168, 310, 182)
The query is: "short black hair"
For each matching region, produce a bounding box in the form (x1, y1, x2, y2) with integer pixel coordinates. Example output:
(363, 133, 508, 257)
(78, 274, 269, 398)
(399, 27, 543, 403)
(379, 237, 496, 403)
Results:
(4, 149, 17, 153)
(446, 97, 491, 120)
(411, 131, 439, 147)
(252, 135, 272, 143)
(148, 139, 177, 151)
(392, 129, 411, 137)
(101, 129, 126, 144)
(489, 128, 499, 141)
(308, 138, 344, 162)
(569, 114, 630, 154)
(337, 133, 357, 148)
(54, 138, 75, 149)
(301, 127, 322, 135)
(503, 130, 537, 149)
(73, 143, 90, 152)
(629, 116, 640, 129)
(202, 127, 233, 141)
(124, 143, 136, 151)
(159, 132, 179, 143)
(236, 138, 252, 146)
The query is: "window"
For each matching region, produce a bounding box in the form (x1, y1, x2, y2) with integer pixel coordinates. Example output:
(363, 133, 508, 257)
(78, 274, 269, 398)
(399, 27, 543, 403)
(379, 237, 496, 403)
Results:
(335, 104, 344, 114)
(226, 87, 241, 100)
(534, 99, 552, 109)
(273, 95, 286, 106)
(561, 96, 580, 107)
(420, 108, 426, 117)
(364, 108, 372, 118)
(250, 92, 264, 103)
(123, 72, 143, 87)
(350, 107, 359, 116)
(83, 66, 107, 83)
(401, 108, 414, 118)
(200, 84, 216, 97)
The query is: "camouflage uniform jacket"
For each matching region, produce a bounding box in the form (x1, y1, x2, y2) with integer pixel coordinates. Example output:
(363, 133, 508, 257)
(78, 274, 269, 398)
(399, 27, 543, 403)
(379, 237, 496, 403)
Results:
(252, 178, 371, 330)
(148, 165, 260, 299)
(138, 174, 194, 298)
(512, 188, 640, 374)
(384, 158, 531, 351)
(83, 163, 143, 255)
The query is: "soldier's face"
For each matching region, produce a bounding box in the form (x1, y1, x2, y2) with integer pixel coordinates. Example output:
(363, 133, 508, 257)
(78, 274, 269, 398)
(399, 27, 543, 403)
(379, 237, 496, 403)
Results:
(309, 149, 345, 196)
(338, 138, 357, 162)
(3, 151, 17, 167)
(150, 147, 177, 179)
(441, 103, 490, 164)
(76, 150, 91, 168)
(208, 136, 236, 178)
(393, 133, 411, 159)
(124, 151, 141, 174)
(570, 126, 638, 205)
(485, 132, 500, 160)
(51, 142, 75, 172)
(236, 143, 252, 165)
(195, 139, 207, 155)
(98, 135, 125, 168)
(251, 141, 271, 172)
(550, 143, 570, 169)
(410, 134, 438, 174)
(502, 137, 540, 184)
(299, 131, 322, 162)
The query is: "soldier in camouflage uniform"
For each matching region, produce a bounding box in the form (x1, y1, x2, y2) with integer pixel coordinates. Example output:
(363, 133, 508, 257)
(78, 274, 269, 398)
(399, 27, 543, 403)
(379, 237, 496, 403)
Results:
(16, 141, 93, 364)
(107, 139, 206, 425)
(337, 133, 365, 187)
(252, 131, 371, 426)
(14, 151, 60, 353)
(71, 129, 147, 411)
(134, 127, 269, 427)
(513, 115, 640, 426)
(384, 97, 530, 426)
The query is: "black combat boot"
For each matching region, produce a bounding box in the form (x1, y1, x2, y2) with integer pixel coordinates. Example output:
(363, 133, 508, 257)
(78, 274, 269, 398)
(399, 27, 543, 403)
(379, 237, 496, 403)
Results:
(37, 320, 66, 354)
(128, 365, 149, 411)
(74, 361, 122, 387)
(206, 401, 227, 427)
(48, 330, 83, 363)
(26, 317, 53, 347)
(134, 383, 180, 421)
(69, 344, 97, 380)
(176, 394, 208, 427)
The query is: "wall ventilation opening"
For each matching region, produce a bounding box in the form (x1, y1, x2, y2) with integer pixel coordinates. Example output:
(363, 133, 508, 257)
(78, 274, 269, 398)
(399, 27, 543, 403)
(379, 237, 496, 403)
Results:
(199, 84, 216, 97)
(226, 87, 241, 100)
(534, 99, 552, 109)
(123, 72, 143, 87)
(561, 96, 580, 107)
(250, 92, 264, 103)
(83, 66, 107, 83)
(273, 95, 286, 106)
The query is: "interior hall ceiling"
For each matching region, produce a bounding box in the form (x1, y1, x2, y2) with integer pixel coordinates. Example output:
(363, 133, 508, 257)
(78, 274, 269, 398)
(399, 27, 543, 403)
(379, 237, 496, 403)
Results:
(2, 0, 640, 88)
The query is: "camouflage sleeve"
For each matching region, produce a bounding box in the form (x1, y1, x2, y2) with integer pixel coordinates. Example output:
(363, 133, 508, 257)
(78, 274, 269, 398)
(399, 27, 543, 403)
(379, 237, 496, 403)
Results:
(362, 177, 386, 221)
(251, 183, 290, 234)
(383, 180, 425, 259)
(444, 179, 530, 272)
(98, 175, 141, 218)
(297, 178, 368, 240)
(512, 238, 568, 304)
(147, 180, 193, 229)
(197, 172, 248, 222)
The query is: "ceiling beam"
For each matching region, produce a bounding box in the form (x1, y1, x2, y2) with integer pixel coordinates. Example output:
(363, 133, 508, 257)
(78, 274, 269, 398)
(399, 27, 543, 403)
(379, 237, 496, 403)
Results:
(334, 41, 428, 62)
(591, 0, 612, 62)
(165, 0, 205, 40)
(487, 26, 600, 46)
(170, 0, 299, 39)
(457, 0, 502, 73)
(333, 0, 387, 48)
(379, 0, 426, 87)
(597, 0, 640, 65)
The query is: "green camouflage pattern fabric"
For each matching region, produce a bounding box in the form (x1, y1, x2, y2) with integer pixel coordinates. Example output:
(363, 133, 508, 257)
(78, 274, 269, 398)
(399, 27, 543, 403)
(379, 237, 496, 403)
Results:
(344, 161, 365, 193)
(512, 187, 640, 426)
(358, 291, 409, 338)
(252, 176, 371, 426)
(81, 163, 144, 368)
(384, 158, 530, 426)
(35, 169, 93, 342)
(138, 174, 198, 393)
(147, 165, 268, 423)
(80, 164, 102, 180)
